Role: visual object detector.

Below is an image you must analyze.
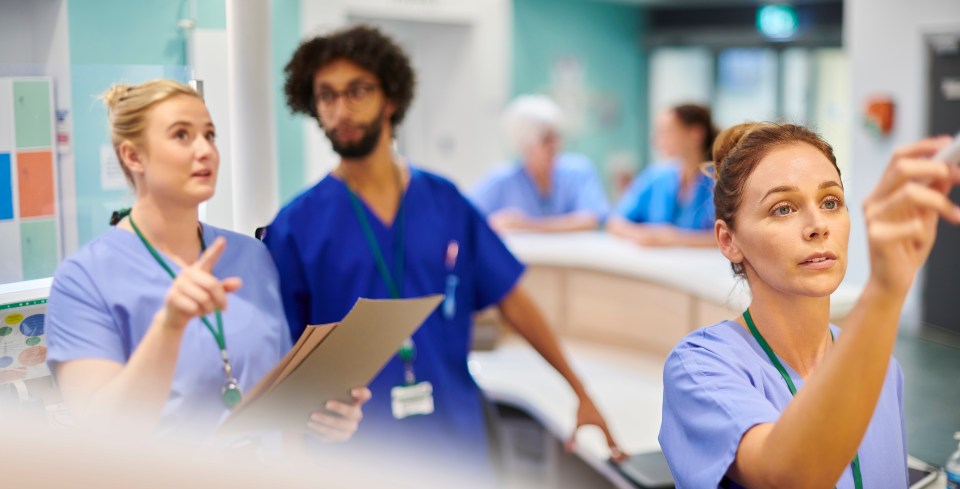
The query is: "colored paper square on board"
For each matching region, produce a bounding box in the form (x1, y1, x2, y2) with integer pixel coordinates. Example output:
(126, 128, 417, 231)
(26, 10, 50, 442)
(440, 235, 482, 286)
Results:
(20, 219, 57, 280)
(17, 151, 55, 218)
(13, 80, 52, 149)
(0, 153, 12, 220)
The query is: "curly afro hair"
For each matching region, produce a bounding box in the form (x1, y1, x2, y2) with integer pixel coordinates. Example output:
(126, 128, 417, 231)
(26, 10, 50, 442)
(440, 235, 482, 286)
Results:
(284, 25, 416, 129)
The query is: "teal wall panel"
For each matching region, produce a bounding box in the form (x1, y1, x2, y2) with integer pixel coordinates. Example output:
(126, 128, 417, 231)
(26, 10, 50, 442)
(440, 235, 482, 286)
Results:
(513, 0, 646, 181)
(68, 0, 192, 244)
(271, 0, 306, 204)
(13, 81, 53, 149)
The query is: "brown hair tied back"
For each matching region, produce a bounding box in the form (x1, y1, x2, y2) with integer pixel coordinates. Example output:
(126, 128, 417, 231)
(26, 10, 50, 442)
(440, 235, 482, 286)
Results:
(672, 104, 718, 161)
(711, 122, 841, 276)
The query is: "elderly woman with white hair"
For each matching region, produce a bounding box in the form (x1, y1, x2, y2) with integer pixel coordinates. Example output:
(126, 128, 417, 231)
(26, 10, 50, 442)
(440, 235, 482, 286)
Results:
(470, 95, 610, 234)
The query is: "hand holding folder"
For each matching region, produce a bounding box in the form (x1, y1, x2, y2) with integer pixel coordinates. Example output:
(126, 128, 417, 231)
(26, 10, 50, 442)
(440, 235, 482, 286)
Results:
(218, 295, 443, 435)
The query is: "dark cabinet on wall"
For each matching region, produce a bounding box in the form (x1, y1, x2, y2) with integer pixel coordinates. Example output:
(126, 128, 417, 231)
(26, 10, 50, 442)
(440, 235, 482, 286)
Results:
(923, 33, 960, 336)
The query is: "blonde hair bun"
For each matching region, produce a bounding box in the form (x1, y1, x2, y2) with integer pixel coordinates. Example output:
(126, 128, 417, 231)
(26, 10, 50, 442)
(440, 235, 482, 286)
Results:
(100, 83, 131, 111)
(712, 122, 768, 171)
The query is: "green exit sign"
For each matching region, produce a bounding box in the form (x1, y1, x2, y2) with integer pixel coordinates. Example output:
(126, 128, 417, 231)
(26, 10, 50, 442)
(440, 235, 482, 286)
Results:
(757, 5, 799, 40)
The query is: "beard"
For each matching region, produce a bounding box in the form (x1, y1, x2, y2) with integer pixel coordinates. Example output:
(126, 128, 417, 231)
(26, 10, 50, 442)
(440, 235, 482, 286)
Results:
(324, 105, 386, 159)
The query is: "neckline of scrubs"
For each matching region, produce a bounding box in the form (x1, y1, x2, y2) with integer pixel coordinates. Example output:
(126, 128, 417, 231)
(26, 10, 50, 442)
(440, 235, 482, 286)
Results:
(330, 165, 416, 231)
(516, 163, 555, 215)
(722, 320, 816, 390)
(675, 165, 709, 206)
(109, 223, 218, 274)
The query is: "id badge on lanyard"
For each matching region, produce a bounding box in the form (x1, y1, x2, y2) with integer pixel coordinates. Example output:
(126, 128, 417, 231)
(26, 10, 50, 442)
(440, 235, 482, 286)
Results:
(391, 381, 435, 419)
(343, 172, 437, 420)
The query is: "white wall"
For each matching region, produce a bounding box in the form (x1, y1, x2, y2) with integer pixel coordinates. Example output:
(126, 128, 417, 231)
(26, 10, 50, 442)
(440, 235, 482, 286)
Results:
(299, 0, 511, 189)
(845, 0, 960, 326)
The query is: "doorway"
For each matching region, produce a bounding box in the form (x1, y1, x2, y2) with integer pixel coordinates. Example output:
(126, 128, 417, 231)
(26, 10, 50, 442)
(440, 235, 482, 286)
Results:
(922, 32, 960, 337)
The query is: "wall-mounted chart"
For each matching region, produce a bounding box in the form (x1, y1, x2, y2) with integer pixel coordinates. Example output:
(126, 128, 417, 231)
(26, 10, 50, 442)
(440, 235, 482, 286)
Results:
(0, 298, 50, 384)
(0, 77, 62, 284)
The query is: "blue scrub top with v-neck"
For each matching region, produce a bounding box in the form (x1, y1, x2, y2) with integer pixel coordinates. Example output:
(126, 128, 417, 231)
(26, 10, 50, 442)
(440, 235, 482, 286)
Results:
(263, 166, 524, 478)
(659, 320, 908, 488)
(45, 224, 291, 439)
(469, 152, 610, 221)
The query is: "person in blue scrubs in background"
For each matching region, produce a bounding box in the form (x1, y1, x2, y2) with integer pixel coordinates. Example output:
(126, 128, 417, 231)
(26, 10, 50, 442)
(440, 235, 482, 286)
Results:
(45, 80, 368, 441)
(470, 94, 609, 233)
(607, 104, 718, 247)
(265, 25, 623, 483)
(659, 122, 960, 487)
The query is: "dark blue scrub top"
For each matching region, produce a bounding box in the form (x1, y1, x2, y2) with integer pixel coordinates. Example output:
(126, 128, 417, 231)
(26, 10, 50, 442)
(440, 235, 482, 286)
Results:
(264, 166, 524, 475)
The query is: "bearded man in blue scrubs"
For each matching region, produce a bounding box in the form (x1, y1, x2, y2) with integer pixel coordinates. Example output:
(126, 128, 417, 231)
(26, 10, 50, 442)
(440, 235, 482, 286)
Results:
(263, 25, 623, 482)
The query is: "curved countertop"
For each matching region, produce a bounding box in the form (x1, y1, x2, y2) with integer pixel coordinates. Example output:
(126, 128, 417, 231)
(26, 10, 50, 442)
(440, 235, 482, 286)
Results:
(502, 231, 862, 320)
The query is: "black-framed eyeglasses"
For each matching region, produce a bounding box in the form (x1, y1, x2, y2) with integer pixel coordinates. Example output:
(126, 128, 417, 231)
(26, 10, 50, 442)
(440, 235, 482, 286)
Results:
(314, 83, 378, 112)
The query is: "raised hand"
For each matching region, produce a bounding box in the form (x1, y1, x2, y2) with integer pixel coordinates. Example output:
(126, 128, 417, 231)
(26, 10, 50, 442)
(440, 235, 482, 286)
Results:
(863, 136, 960, 295)
(161, 237, 243, 329)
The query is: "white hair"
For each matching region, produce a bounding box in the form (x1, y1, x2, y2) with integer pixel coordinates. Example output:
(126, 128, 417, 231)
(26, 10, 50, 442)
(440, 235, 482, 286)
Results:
(503, 94, 565, 155)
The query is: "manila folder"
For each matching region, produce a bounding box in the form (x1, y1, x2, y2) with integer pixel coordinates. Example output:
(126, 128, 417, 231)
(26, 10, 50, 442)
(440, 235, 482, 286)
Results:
(217, 294, 442, 435)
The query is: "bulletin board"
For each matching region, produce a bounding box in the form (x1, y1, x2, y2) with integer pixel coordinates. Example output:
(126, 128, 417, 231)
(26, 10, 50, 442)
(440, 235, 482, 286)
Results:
(0, 77, 62, 283)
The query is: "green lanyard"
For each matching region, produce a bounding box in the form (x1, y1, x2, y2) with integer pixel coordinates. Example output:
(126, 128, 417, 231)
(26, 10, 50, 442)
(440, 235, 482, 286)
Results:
(743, 308, 863, 489)
(127, 214, 242, 408)
(344, 187, 406, 300)
(341, 170, 418, 385)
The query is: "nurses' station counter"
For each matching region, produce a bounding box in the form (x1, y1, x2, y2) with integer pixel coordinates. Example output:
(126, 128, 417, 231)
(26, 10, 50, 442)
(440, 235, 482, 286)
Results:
(501, 231, 858, 356)
(469, 232, 861, 488)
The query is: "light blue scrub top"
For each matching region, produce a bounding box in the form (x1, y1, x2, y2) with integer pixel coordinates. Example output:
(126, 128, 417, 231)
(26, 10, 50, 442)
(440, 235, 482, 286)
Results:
(470, 152, 610, 222)
(263, 166, 524, 482)
(46, 225, 292, 439)
(615, 162, 715, 230)
(659, 320, 908, 488)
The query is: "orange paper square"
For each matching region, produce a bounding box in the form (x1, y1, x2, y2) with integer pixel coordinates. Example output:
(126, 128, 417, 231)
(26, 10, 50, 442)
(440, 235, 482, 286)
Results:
(17, 151, 55, 218)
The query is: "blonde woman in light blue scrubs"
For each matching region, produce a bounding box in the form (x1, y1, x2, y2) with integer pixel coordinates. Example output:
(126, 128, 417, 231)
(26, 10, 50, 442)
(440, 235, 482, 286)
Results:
(45, 79, 369, 440)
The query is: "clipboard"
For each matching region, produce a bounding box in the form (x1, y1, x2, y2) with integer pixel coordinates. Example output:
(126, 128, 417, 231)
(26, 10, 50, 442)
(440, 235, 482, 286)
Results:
(217, 295, 442, 435)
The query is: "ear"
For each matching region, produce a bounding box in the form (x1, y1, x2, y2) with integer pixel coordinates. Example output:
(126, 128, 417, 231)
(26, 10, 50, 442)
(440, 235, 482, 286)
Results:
(715, 219, 744, 265)
(118, 141, 145, 177)
(383, 99, 397, 122)
(381, 99, 398, 139)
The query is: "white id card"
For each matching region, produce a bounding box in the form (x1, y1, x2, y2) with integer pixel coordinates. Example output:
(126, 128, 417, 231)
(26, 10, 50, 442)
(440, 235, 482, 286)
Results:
(391, 381, 434, 419)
